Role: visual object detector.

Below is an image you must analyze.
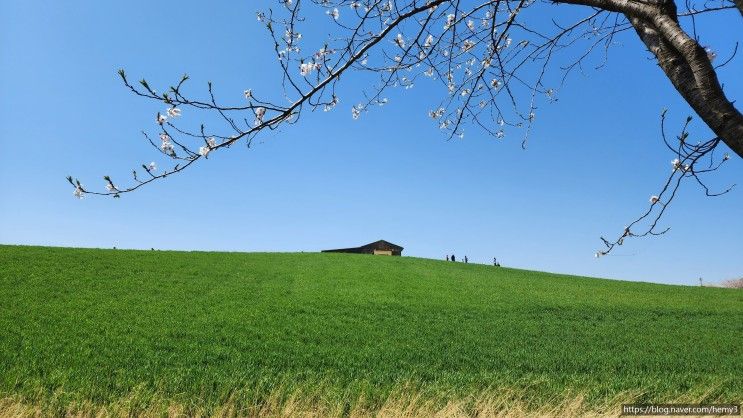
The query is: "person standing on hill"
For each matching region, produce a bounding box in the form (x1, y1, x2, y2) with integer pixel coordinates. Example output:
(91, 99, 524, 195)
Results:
(446, 255, 450, 261)
(464, 256, 468, 263)
(451, 254, 456, 262)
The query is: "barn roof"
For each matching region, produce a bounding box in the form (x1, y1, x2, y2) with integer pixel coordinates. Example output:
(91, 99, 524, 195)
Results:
(359, 240, 404, 250)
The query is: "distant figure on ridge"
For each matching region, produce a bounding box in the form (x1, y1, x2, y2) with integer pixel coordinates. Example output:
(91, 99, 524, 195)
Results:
(446, 255, 450, 261)
(464, 255, 468, 263)
(451, 254, 456, 262)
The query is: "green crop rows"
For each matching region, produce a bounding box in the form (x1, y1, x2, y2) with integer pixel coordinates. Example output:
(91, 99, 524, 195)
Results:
(0, 245, 740, 412)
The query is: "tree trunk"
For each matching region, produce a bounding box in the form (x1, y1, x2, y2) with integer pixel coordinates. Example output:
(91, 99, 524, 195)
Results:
(628, 13, 743, 158)
(557, 0, 743, 158)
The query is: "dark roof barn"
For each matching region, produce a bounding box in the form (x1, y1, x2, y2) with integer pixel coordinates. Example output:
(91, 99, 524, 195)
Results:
(322, 240, 403, 256)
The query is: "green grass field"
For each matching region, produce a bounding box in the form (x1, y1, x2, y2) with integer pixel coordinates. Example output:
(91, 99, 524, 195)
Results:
(0, 245, 741, 415)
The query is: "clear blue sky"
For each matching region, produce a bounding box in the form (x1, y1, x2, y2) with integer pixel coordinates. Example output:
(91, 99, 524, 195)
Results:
(1, 1, 741, 285)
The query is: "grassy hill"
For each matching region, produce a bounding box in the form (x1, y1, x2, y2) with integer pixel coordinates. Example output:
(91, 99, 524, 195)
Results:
(0, 245, 741, 416)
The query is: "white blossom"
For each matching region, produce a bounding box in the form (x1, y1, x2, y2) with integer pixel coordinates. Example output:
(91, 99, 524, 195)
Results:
(244, 89, 253, 99)
(254, 107, 266, 126)
(490, 79, 502, 89)
(160, 134, 174, 154)
(445, 14, 455, 29)
(106, 183, 118, 192)
(207, 137, 217, 148)
(156, 113, 167, 125)
(649, 195, 660, 204)
(671, 158, 681, 170)
(284, 30, 302, 45)
(424, 34, 434, 48)
(462, 40, 475, 51)
(314, 47, 334, 60)
(199, 146, 210, 157)
(723, 153, 730, 161)
(350, 2, 361, 9)
(351, 105, 361, 120)
(148, 162, 157, 171)
(300, 62, 315, 76)
(166, 107, 181, 118)
(395, 33, 405, 48)
(704, 46, 717, 62)
(496, 130, 505, 139)
(428, 107, 445, 119)
(467, 20, 475, 31)
(327, 8, 339, 20)
(324, 95, 339, 112)
(73, 186, 84, 199)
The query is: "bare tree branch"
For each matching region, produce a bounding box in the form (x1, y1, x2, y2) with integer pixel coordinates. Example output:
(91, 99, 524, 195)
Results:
(68, 0, 740, 255)
(596, 111, 734, 257)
